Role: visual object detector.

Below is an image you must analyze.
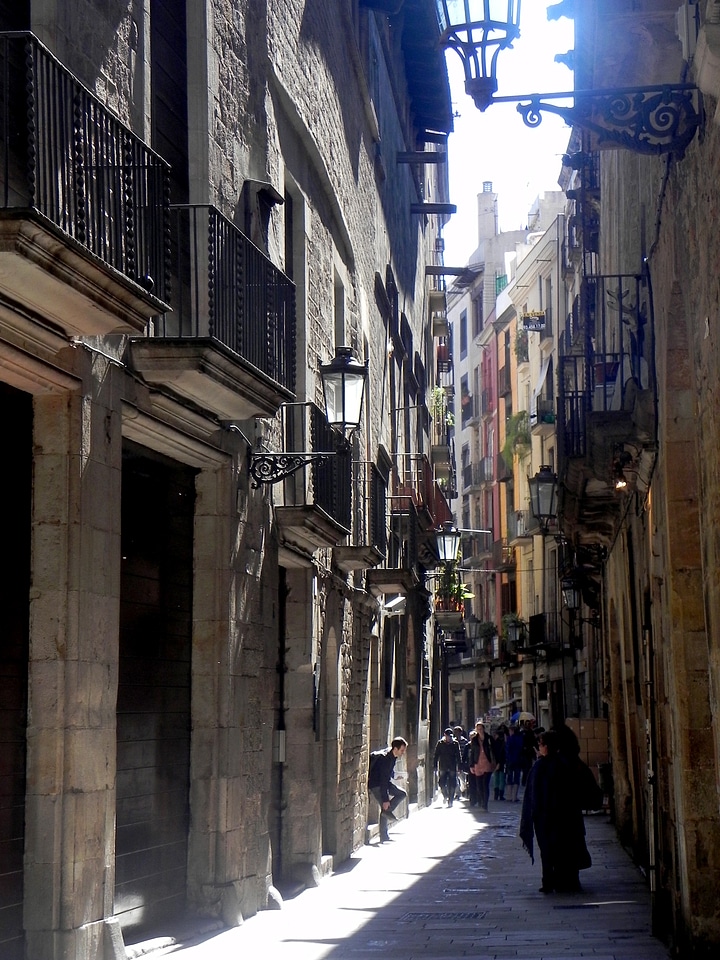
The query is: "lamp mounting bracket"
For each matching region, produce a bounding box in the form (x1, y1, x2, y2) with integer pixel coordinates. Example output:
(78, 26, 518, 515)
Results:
(248, 451, 332, 487)
(493, 84, 699, 156)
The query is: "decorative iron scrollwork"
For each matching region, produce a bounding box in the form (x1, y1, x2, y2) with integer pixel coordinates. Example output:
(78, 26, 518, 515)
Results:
(248, 451, 330, 487)
(506, 84, 699, 156)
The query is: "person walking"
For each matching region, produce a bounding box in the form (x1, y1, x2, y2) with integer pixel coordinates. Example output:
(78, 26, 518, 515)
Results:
(453, 725, 469, 799)
(505, 723, 524, 802)
(491, 727, 507, 801)
(433, 728, 462, 806)
(467, 720, 494, 811)
(519, 729, 591, 893)
(368, 736, 408, 842)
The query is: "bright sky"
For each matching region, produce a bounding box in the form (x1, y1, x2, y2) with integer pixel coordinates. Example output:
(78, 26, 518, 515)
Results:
(441, 2, 575, 265)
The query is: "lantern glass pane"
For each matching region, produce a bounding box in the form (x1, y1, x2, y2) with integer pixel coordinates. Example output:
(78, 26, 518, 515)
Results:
(342, 374, 366, 427)
(323, 372, 343, 426)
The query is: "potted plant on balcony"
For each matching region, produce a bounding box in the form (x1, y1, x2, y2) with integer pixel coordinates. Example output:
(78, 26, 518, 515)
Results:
(434, 564, 473, 628)
(502, 410, 530, 465)
(430, 386, 454, 473)
(476, 619, 498, 658)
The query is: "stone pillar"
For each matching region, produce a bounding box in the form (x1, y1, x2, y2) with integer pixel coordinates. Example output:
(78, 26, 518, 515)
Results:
(24, 382, 122, 960)
(187, 464, 275, 925)
(282, 566, 322, 880)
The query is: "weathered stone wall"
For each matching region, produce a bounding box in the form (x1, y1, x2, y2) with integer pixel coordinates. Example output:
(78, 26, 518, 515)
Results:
(599, 96, 720, 952)
(33, 0, 141, 126)
(5, 4, 448, 956)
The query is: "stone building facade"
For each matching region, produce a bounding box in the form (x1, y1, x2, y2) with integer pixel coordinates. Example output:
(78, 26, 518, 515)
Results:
(553, 1, 720, 955)
(0, 2, 454, 958)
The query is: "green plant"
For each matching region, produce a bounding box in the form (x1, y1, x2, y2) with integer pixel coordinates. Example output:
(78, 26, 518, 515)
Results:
(430, 385, 454, 434)
(476, 620, 497, 643)
(515, 329, 529, 363)
(502, 410, 530, 464)
(435, 563, 474, 606)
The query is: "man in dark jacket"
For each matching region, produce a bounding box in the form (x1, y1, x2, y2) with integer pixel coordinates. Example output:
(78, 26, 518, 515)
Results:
(368, 736, 408, 842)
(433, 728, 462, 806)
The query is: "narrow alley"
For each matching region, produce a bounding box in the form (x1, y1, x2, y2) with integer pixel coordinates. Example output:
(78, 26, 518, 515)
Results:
(130, 799, 669, 960)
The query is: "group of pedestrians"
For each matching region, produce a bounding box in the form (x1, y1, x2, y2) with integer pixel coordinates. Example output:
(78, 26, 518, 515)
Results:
(369, 717, 604, 895)
(430, 719, 538, 811)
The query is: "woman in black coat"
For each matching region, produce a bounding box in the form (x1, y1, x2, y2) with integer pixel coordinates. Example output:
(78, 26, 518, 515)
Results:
(519, 729, 591, 893)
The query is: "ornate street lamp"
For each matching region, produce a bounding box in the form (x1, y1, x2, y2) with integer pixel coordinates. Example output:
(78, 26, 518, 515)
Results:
(527, 464, 558, 533)
(561, 577, 581, 611)
(249, 346, 367, 485)
(436, 0, 521, 111)
(505, 617, 525, 649)
(320, 346, 368, 441)
(464, 615, 483, 644)
(436, 1, 700, 155)
(435, 521, 462, 563)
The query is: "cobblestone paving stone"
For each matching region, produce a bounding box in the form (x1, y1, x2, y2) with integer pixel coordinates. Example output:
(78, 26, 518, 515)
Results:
(136, 798, 670, 960)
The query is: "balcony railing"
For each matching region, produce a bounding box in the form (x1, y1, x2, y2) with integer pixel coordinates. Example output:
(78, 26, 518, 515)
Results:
(385, 502, 419, 572)
(532, 397, 556, 429)
(460, 393, 478, 426)
(157, 204, 295, 392)
(507, 510, 534, 541)
(279, 402, 350, 528)
(492, 538, 515, 571)
(559, 274, 649, 459)
(0, 32, 169, 298)
(497, 364, 512, 396)
(394, 453, 452, 529)
(462, 457, 492, 491)
(461, 532, 491, 564)
(351, 460, 388, 555)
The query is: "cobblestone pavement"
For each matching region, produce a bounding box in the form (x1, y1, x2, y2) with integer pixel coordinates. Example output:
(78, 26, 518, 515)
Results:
(134, 797, 670, 960)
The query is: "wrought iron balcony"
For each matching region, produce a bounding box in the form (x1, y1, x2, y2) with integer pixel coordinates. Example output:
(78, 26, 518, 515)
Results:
(507, 510, 534, 543)
(558, 273, 656, 546)
(394, 453, 453, 534)
(333, 460, 387, 573)
(0, 32, 170, 335)
(460, 531, 492, 567)
(131, 203, 296, 420)
(270, 402, 351, 561)
(497, 364, 512, 396)
(492, 538, 515, 572)
(460, 392, 479, 427)
(531, 397, 556, 436)
(365, 497, 420, 597)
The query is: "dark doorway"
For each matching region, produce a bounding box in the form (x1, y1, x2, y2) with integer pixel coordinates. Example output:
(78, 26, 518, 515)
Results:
(115, 444, 195, 938)
(0, 382, 31, 960)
